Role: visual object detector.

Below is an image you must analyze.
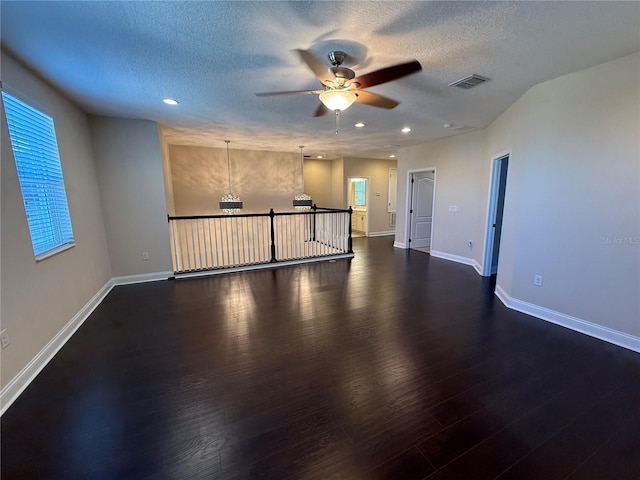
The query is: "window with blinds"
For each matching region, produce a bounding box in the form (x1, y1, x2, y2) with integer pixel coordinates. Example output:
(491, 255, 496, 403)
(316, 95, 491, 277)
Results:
(2, 91, 75, 259)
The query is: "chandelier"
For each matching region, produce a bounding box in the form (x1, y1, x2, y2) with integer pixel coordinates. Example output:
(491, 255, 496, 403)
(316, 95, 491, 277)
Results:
(292, 145, 312, 210)
(219, 140, 243, 214)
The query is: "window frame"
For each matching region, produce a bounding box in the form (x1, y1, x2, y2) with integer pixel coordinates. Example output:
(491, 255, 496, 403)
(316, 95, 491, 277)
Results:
(2, 88, 75, 261)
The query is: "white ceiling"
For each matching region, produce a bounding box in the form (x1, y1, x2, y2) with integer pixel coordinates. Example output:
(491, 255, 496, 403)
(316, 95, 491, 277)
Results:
(2, 1, 639, 159)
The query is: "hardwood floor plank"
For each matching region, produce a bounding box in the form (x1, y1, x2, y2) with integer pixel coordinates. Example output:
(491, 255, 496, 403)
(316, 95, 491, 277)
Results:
(2, 237, 639, 480)
(367, 447, 435, 480)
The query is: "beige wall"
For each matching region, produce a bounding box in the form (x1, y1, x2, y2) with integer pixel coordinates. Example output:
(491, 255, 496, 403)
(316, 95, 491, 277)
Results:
(397, 131, 486, 254)
(159, 131, 176, 216)
(330, 158, 345, 208)
(396, 52, 640, 338)
(485, 52, 639, 336)
(344, 157, 397, 234)
(1, 53, 112, 389)
(303, 159, 333, 208)
(90, 116, 172, 277)
(169, 145, 300, 214)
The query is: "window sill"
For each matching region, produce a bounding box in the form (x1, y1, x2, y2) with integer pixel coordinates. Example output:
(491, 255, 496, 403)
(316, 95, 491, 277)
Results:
(35, 242, 76, 262)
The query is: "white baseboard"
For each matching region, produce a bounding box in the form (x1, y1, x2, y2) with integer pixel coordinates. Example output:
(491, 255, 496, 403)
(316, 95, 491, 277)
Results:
(495, 285, 640, 353)
(0, 279, 115, 416)
(368, 231, 395, 237)
(393, 241, 406, 249)
(430, 249, 483, 274)
(112, 270, 172, 285)
(0, 270, 172, 416)
(471, 260, 483, 275)
(175, 254, 354, 279)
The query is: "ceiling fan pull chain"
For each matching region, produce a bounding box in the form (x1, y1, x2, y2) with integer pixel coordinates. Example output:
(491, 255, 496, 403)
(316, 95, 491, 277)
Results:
(335, 109, 340, 135)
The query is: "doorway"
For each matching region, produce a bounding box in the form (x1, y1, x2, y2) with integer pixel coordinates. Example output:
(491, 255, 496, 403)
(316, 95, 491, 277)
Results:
(482, 154, 509, 275)
(348, 177, 369, 237)
(408, 170, 435, 252)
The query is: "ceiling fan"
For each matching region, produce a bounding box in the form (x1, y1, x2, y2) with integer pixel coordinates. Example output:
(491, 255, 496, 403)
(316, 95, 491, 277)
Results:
(255, 50, 422, 117)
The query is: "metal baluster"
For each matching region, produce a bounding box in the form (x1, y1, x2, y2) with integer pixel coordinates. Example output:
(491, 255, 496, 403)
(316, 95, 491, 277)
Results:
(222, 216, 228, 267)
(270, 209, 276, 262)
(232, 217, 238, 266)
(206, 218, 212, 268)
(198, 219, 204, 268)
(212, 218, 218, 268)
(238, 217, 250, 265)
(169, 220, 177, 272)
(288, 216, 292, 259)
(188, 220, 195, 271)
(249, 217, 253, 264)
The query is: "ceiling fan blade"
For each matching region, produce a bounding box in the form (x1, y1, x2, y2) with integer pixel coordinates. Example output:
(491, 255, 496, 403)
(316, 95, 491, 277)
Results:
(313, 103, 329, 117)
(354, 90, 399, 109)
(352, 60, 422, 89)
(295, 49, 335, 86)
(255, 89, 319, 97)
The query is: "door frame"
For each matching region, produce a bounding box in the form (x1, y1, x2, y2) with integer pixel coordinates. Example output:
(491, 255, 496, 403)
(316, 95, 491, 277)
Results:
(404, 167, 437, 250)
(347, 176, 371, 236)
(481, 151, 511, 276)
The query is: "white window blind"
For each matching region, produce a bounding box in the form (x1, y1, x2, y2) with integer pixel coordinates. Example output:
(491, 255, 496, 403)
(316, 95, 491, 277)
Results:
(2, 91, 75, 259)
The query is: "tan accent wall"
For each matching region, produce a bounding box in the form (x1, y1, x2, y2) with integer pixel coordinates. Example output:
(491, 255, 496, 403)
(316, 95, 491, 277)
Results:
(169, 145, 300, 214)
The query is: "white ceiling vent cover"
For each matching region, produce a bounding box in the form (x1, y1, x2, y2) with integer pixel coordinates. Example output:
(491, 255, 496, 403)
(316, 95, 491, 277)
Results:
(449, 74, 490, 89)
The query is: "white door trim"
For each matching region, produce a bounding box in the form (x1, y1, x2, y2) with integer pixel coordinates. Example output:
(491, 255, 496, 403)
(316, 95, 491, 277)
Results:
(347, 176, 371, 236)
(404, 167, 437, 250)
(481, 150, 511, 276)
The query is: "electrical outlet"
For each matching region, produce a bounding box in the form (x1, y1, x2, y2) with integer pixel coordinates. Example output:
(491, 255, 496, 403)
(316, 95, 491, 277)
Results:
(0, 329, 10, 349)
(142, 252, 150, 260)
(534, 275, 543, 287)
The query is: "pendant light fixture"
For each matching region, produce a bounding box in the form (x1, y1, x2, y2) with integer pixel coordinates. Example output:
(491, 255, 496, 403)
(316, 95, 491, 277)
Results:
(219, 140, 243, 214)
(293, 145, 312, 210)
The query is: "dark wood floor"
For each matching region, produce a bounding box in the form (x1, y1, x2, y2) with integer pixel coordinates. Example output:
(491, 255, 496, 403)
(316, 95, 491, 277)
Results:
(2, 237, 640, 480)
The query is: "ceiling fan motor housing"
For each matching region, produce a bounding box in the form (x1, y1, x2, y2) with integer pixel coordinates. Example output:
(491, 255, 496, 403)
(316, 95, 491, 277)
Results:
(328, 51, 355, 82)
(330, 66, 355, 80)
(328, 51, 347, 66)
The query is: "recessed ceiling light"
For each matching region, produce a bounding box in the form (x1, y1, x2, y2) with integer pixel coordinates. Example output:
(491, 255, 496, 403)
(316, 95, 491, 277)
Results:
(443, 123, 453, 129)
(163, 98, 179, 105)
(401, 127, 411, 133)
(389, 154, 396, 158)
(354, 122, 366, 128)
(317, 155, 323, 159)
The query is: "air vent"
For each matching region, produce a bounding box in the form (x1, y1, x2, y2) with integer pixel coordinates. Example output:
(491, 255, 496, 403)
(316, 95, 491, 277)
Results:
(449, 74, 490, 89)
(451, 125, 476, 132)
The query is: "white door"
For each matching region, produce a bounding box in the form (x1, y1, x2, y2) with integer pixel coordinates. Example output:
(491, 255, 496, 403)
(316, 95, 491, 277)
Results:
(410, 171, 434, 249)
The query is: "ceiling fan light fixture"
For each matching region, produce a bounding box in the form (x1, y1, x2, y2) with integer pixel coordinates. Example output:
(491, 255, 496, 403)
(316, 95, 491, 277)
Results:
(319, 90, 357, 111)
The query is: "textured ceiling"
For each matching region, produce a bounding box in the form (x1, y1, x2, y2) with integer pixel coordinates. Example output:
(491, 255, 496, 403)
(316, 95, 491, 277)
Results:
(2, 1, 639, 158)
